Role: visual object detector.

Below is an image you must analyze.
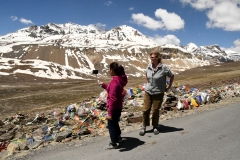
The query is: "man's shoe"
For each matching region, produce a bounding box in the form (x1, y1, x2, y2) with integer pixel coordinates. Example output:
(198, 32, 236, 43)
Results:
(153, 128, 159, 135)
(104, 143, 118, 149)
(139, 127, 146, 136)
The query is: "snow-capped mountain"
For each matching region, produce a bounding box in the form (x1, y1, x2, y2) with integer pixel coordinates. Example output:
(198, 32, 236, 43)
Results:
(184, 42, 198, 52)
(225, 50, 240, 61)
(0, 23, 239, 80)
(0, 22, 157, 49)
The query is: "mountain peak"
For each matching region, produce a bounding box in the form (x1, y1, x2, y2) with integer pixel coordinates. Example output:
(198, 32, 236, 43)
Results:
(184, 43, 198, 52)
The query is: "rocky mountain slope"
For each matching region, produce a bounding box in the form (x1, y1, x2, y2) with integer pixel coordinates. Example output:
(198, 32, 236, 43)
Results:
(0, 23, 239, 81)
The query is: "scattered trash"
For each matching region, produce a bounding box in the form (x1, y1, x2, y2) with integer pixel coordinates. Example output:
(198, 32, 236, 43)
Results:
(0, 142, 10, 152)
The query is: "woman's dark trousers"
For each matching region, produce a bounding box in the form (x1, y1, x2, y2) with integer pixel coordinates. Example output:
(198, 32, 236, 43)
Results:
(108, 108, 122, 144)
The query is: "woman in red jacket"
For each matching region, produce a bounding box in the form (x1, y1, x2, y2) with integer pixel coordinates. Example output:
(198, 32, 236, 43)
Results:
(99, 62, 128, 149)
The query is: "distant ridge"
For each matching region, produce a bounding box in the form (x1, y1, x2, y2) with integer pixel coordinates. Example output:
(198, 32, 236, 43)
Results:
(0, 23, 239, 80)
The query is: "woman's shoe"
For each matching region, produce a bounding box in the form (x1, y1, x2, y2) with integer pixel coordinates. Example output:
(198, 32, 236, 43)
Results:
(153, 128, 159, 135)
(104, 143, 118, 149)
(139, 127, 146, 136)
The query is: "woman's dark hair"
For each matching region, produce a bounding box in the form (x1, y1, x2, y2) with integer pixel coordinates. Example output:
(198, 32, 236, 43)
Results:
(109, 62, 125, 76)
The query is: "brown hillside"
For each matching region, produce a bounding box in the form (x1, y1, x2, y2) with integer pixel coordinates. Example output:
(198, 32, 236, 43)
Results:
(0, 61, 240, 119)
(174, 61, 240, 89)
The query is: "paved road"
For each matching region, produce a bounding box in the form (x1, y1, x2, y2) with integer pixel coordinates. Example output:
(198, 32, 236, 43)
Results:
(24, 103, 240, 160)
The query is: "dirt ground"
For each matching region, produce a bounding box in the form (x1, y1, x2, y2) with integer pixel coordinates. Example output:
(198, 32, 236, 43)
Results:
(0, 61, 240, 120)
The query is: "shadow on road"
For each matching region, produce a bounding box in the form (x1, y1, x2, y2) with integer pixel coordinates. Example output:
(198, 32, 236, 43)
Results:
(145, 124, 184, 134)
(118, 137, 145, 152)
(158, 124, 184, 133)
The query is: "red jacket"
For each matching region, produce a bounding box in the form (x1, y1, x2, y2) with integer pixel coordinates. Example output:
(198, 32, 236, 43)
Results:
(101, 74, 128, 116)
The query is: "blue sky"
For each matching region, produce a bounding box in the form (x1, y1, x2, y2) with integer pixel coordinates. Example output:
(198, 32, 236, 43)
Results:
(0, 0, 240, 52)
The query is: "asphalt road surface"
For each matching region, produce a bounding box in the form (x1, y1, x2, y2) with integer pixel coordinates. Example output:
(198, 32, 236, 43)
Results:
(24, 103, 240, 160)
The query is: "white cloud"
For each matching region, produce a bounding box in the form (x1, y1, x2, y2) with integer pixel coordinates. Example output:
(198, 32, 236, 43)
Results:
(180, 0, 216, 10)
(129, 7, 134, 11)
(155, 9, 185, 31)
(95, 23, 106, 28)
(233, 39, 240, 46)
(104, 1, 112, 6)
(131, 13, 164, 30)
(131, 8, 184, 31)
(11, 16, 18, 21)
(223, 39, 240, 53)
(206, 2, 240, 31)
(150, 34, 180, 45)
(180, 0, 240, 31)
(231, 39, 240, 52)
(232, 42, 240, 52)
(19, 18, 33, 25)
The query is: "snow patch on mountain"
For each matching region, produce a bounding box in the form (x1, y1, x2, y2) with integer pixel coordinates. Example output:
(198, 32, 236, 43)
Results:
(184, 43, 198, 52)
(0, 23, 239, 80)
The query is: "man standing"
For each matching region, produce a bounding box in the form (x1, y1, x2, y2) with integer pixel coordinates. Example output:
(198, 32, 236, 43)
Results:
(139, 51, 174, 136)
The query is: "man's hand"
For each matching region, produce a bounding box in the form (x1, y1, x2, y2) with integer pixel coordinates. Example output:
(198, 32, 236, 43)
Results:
(107, 115, 112, 120)
(166, 86, 172, 93)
